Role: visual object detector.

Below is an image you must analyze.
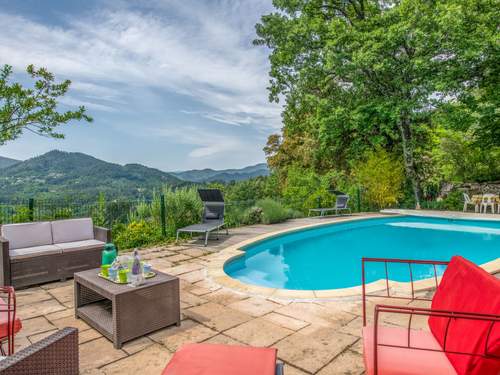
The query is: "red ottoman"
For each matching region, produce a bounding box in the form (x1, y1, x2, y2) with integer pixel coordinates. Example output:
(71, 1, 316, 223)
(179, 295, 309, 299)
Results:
(163, 343, 282, 375)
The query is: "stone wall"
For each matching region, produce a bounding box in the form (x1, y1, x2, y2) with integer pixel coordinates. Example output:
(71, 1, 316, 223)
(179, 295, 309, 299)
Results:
(441, 181, 500, 197)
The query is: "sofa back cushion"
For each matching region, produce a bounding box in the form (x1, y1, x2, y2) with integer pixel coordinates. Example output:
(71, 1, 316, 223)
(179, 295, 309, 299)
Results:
(428, 256, 500, 375)
(51, 218, 94, 244)
(1, 222, 53, 250)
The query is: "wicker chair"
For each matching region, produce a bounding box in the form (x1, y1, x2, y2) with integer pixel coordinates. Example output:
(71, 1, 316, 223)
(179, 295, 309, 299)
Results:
(0, 327, 78, 374)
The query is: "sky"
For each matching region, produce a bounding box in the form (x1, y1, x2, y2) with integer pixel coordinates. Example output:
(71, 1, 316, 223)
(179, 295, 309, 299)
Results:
(0, 0, 281, 171)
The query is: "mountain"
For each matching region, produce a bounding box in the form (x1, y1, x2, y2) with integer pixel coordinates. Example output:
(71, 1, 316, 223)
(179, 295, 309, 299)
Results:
(172, 163, 269, 183)
(0, 150, 183, 200)
(0, 156, 20, 169)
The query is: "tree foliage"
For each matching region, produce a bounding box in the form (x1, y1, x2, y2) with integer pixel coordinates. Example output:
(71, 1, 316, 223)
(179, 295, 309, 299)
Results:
(0, 64, 92, 145)
(256, 0, 499, 207)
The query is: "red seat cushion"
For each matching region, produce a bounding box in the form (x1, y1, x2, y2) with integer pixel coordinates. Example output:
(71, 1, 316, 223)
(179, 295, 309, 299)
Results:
(0, 298, 21, 340)
(162, 343, 277, 375)
(363, 326, 457, 375)
(428, 256, 500, 375)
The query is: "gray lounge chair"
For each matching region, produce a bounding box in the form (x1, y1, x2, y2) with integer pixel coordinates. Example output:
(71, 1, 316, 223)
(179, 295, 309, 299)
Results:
(176, 189, 228, 246)
(309, 193, 351, 217)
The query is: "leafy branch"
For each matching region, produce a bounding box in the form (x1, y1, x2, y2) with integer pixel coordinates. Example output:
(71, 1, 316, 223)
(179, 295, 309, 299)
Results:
(0, 64, 93, 145)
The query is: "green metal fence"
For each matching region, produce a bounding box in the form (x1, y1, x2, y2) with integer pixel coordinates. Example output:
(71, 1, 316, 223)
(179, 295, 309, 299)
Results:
(0, 188, 370, 237)
(0, 198, 154, 227)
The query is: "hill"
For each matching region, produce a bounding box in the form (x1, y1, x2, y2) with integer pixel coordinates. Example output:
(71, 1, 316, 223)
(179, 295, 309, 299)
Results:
(0, 150, 184, 200)
(0, 156, 20, 169)
(172, 163, 269, 182)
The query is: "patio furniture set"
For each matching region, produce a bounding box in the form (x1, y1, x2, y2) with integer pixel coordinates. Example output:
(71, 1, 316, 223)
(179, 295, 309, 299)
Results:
(463, 193, 500, 213)
(0, 216, 184, 373)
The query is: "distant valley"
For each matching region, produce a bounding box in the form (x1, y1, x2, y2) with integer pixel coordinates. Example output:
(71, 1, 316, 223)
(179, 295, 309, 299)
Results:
(0, 151, 269, 200)
(171, 163, 269, 183)
(0, 156, 20, 169)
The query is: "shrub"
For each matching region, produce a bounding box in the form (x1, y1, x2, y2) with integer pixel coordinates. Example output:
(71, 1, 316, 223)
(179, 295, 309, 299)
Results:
(92, 192, 107, 227)
(283, 166, 344, 212)
(304, 187, 336, 211)
(437, 131, 500, 183)
(440, 190, 464, 210)
(128, 198, 154, 224)
(223, 199, 259, 227)
(163, 186, 203, 235)
(113, 220, 163, 250)
(53, 207, 73, 220)
(243, 206, 263, 225)
(12, 206, 31, 223)
(354, 149, 405, 209)
(256, 198, 292, 224)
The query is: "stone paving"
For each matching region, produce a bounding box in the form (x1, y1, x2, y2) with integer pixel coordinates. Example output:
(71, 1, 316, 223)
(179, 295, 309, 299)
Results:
(14, 215, 436, 374)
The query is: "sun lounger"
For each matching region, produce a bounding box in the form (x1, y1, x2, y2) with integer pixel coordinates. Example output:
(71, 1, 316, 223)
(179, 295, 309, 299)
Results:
(176, 189, 228, 246)
(309, 194, 351, 217)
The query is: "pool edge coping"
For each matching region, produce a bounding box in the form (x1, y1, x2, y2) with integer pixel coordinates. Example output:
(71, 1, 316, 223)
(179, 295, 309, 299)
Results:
(207, 212, 500, 300)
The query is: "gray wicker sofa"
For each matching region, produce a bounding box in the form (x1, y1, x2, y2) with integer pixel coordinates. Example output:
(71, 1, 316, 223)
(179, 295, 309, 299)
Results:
(0, 218, 110, 288)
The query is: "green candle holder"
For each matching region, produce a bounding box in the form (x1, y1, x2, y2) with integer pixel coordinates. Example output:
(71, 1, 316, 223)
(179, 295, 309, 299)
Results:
(118, 269, 128, 283)
(102, 243, 117, 265)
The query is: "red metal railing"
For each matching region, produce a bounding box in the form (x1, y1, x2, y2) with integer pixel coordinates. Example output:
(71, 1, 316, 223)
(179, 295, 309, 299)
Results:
(0, 286, 16, 355)
(362, 258, 500, 375)
(362, 257, 449, 326)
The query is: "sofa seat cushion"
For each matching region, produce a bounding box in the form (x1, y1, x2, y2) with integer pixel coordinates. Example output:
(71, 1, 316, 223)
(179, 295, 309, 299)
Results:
(51, 218, 94, 244)
(363, 326, 457, 375)
(162, 343, 277, 375)
(0, 298, 22, 340)
(428, 256, 500, 375)
(1, 222, 53, 250)
(9, 245, 62, 261)
(55, 239, 105, 253)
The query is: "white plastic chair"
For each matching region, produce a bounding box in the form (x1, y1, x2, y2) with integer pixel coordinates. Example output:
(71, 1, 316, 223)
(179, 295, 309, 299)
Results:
(480, 194, 496, 213)
(463, 193, 478, 212)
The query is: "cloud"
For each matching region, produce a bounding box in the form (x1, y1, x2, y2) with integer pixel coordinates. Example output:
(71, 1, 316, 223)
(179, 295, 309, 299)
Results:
(150, 124, 246, 158)
(180, 110, 253, 127)
(0, 1, 281, 130)
(59, 97, 117, 113)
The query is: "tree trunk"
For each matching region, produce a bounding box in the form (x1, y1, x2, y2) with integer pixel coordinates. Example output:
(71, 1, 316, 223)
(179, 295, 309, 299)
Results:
(398, 114, 422, 209)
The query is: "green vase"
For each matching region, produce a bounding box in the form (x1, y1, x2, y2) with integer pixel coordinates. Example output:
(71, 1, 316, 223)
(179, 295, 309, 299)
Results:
(101, 243, 117, 265)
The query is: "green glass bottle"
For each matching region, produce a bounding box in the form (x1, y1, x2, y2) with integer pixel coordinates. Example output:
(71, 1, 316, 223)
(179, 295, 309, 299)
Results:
(101, 243, 117, 265)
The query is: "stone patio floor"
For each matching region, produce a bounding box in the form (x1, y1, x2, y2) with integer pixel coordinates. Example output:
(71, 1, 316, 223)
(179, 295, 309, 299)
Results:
(15, 215, 438, 374)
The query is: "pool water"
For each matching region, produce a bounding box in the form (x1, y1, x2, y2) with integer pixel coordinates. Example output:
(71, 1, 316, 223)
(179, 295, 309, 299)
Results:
(224, 216, 500, 290)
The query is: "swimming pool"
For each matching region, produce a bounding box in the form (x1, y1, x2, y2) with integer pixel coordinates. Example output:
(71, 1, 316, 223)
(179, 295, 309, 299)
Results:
(224, 216, 500, 290)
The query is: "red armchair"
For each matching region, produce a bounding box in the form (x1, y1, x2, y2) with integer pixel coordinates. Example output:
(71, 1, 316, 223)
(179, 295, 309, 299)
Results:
(0, 286, 22, 356)
(361, 256, 500, 375)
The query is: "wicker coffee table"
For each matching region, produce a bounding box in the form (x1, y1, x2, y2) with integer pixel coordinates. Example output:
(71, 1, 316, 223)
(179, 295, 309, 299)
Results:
(74, 268, 180, 349)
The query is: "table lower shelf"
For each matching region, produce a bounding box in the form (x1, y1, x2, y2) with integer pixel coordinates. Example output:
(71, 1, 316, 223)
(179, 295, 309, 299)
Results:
(76, 300, 113, 339)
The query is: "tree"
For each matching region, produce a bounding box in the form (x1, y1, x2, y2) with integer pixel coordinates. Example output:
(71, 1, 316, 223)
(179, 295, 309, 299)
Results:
(0, 64, 92, 145)
(255, 0, 498, 208)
